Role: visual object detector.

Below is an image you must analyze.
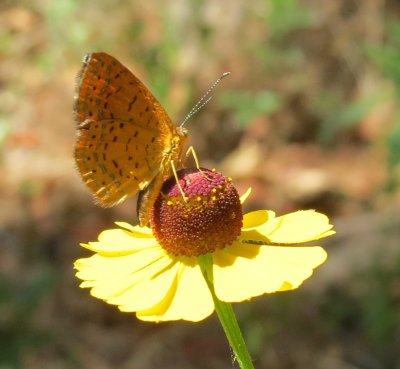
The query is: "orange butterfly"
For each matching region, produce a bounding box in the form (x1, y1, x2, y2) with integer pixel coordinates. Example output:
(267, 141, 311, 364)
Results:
(74, 52, 188, 226)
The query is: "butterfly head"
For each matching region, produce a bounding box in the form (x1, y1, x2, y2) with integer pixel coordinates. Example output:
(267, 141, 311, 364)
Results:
(177, 126, 188, 138)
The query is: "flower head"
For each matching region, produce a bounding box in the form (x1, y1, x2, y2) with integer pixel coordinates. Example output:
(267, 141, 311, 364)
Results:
(151, 168, 243, 256)
(75, 168, 335, 322)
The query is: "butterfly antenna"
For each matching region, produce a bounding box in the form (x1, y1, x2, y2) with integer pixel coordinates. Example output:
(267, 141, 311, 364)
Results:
(180, 71, 231, 127)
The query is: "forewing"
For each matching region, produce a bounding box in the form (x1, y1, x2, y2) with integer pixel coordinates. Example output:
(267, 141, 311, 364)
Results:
(74, 52, 176, 206)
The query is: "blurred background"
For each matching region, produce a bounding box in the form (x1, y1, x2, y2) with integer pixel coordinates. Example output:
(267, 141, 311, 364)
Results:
(1, 0, 400, 368)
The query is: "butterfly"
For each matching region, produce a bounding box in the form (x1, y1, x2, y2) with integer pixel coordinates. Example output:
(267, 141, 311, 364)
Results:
(73, 52, 188, 227)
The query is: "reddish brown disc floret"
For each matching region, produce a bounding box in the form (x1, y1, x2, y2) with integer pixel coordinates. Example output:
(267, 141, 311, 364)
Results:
(150, 168, 243, 257)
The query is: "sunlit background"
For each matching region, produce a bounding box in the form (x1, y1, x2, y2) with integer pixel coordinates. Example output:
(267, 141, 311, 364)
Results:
(1, 0, 400, 368)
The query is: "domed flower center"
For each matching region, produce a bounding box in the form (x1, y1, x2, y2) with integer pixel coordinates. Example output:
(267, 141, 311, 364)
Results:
(150, 168, 243, 257)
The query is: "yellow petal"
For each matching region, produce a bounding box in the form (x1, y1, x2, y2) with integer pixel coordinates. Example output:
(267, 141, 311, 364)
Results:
(75, 247, 178, 312)
(74, 245, 167, 289)
(213, 242, 327, 302)
(113, 258, 179, 312)
(242, 210, 276, 229)
(241, 210, 335, 244)
(136, 258, 214, 322)
(240, 187, 252, 204)
(79, 280, 96, 288)
(81, 228, 158, 255)
(115, 222, 153, 237)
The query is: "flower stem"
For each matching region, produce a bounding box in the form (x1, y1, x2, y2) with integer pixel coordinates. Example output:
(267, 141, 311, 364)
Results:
(199, 254, 255, 369)
(212, 291, 256, 369)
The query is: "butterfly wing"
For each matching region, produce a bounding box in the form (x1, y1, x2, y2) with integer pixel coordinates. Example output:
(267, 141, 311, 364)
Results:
(74, 52, 178, 206)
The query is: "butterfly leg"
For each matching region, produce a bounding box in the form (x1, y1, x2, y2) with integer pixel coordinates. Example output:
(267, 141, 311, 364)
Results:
(185, 146, 201, 169)
(170, 160, 188, 202)
(185, 146, 214, 181)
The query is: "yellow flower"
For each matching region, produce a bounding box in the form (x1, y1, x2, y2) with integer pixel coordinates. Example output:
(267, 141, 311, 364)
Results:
(75, 169, 335, 322)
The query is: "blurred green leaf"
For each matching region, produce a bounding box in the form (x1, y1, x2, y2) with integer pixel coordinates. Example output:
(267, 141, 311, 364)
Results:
(359, 254, 400, 348)
(316, 93, 381, 143)
(385, 119, 400, 191)
(267, 0, 313, 38)
(220, 89, 282, 127)
(0, 269, 56, 368)
(387, 119, 400, 171)
(369, 21, 400, 92)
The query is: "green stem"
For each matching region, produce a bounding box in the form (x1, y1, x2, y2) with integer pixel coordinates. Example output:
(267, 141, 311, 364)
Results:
(199, 254, 255, 369)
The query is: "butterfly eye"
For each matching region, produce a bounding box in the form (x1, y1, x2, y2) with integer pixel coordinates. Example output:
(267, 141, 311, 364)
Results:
(179, 127, 189, 137)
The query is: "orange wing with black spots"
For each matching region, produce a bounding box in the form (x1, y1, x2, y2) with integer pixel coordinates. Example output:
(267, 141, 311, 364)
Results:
(74, 52, 187, 224)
